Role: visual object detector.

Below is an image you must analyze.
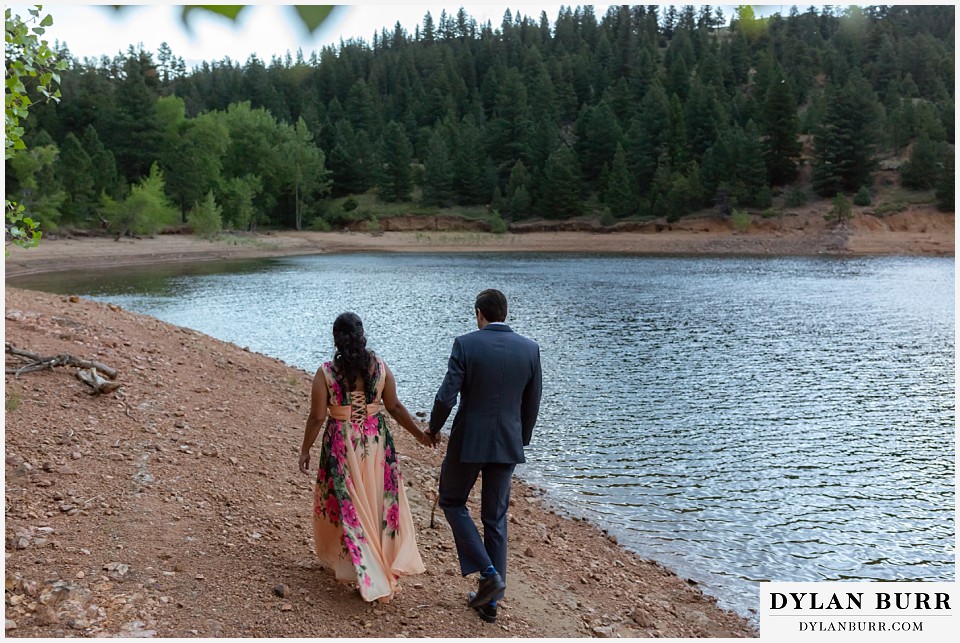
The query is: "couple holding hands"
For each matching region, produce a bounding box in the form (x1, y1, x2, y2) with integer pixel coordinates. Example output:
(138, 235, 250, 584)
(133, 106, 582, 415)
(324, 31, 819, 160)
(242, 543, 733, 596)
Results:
(299, 289, 543, 624)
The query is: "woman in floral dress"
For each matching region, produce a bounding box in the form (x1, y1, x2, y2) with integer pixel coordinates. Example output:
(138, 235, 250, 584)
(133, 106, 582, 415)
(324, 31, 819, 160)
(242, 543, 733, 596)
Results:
(299, 312, 434, 602)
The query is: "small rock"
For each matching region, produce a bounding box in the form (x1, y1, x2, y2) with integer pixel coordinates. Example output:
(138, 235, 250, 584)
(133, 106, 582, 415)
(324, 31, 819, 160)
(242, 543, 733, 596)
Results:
(103, 562, 130, 578)
(16, 537, 30, 550)
(280, 602, 293, 611)
(524, 546, 535, 558)
(631, 608, 655, 628)
(273, 584, 290, 598)
(76, 571, 85, 579)
(35, 605, 59, 625)
(195, 574, 205, 580)
(592, 625, 616, 637)
(68, 617, 90, 630)
(5, 619, 16, 631)
(444, 569, 457, 576)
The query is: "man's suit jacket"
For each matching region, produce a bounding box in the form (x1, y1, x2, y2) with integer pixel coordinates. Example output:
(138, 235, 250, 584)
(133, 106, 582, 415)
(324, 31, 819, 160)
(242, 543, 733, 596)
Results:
(429, 324, 542, 464)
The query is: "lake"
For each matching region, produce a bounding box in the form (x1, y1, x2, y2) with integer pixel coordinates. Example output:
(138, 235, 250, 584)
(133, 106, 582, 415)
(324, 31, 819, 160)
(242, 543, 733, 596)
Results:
(10, 252, 955, 623)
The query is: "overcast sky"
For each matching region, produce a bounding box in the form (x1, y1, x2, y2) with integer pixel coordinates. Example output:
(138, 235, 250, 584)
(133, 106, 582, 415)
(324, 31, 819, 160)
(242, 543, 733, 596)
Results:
(16, 3, 573, 68)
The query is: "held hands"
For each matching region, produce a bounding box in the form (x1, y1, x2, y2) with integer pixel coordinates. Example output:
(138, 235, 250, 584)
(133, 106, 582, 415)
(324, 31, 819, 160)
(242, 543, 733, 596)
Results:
(416, 422, 440, 449)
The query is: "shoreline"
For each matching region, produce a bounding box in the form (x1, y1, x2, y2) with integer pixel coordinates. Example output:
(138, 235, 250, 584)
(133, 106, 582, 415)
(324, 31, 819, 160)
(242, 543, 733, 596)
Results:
(3, 207, 954, 279)
(4, 286, 757, 637)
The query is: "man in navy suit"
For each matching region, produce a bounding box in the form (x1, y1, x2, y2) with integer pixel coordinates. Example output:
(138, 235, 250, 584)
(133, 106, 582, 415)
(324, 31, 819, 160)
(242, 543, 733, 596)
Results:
(427, 288, 542, 624)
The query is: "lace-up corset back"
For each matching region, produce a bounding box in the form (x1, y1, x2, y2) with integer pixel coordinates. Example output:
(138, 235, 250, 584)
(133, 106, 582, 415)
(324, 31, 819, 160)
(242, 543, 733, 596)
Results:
(348, 390, 369, 423)
(322, 356, 384, 423)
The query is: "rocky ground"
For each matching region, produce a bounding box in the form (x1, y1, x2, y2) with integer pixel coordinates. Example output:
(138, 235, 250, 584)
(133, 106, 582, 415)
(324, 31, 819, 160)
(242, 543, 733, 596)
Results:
(4, 287, 757, 638)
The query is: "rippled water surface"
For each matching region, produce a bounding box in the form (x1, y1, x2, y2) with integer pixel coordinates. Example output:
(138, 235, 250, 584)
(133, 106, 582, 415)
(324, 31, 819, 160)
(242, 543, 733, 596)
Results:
(12, 253, 955, 622)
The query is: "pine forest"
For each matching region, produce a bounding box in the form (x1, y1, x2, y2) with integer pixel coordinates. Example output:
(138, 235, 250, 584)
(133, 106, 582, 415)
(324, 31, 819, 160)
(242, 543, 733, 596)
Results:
(5, 4, 956, 237)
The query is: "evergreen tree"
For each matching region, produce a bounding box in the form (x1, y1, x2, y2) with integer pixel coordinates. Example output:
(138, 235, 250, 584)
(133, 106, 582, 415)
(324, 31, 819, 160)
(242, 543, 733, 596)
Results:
(762, 70, 802, 185)
(451, 117, 486, 205)
(935, 152, 954, 212)
(56, 132, 95, 225)
(112, 50, 164, 182)
(539, 145, 583, 219)
(80, 125, 121, 199)
(604, 144, 635, 218)
(377, 121, 413, 202)
(505, 159, 532, 219)
(813, 73, 883, 196)
(421, 130, 454, 206)
(625, 81, 671, 192)
(575, 100, 623, 186)
(900, 134, 942, 190)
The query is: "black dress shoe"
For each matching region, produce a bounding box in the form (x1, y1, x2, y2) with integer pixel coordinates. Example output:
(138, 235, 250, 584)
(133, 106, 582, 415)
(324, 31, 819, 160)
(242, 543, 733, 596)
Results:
(467, 591, 497, 623)
(467, 572, 505, 608)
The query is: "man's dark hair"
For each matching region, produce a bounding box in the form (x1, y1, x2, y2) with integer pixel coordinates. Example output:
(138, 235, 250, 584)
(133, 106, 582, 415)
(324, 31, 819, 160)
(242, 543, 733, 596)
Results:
(475, 289, 507, 323)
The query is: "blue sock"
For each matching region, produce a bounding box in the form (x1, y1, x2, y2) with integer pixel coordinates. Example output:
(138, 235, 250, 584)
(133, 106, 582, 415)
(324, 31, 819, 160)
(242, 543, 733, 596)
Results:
(480, 565, 497, 578)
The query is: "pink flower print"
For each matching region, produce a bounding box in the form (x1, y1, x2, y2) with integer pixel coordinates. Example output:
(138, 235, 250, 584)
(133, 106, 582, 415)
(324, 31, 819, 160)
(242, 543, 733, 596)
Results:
(386, 503, 400, 531)
(344, 535, 363, 566)
(341, 499, 360, 529)
(329, 427, 346, 463)
(363, 574, 372, 587)
(384, 445, 393, 460)
(330, 377, 343, 402)
(324, 493, 340, 522)
(383, 462, 398, 494)
(362, 415, 379, 437)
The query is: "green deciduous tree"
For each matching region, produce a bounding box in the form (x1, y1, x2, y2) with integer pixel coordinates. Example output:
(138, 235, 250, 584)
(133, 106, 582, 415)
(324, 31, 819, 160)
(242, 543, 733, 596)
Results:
(102, 163, 178, 237)
(9, 140, 65, 231)
(187, 191, 223, 236)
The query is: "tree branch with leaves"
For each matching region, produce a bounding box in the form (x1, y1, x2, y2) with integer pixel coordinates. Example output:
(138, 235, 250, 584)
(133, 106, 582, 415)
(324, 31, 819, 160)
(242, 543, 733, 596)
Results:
(5, 4, 67, 255)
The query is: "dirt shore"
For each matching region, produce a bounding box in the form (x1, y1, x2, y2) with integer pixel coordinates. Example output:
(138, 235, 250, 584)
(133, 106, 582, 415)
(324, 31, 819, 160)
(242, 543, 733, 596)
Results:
(3, 286, 757, 638)
(3, 206, 953, 279)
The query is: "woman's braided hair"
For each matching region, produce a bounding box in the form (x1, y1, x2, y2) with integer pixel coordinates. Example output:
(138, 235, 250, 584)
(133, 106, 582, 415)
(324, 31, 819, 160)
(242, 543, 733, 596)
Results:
(332, 312, 375, 395)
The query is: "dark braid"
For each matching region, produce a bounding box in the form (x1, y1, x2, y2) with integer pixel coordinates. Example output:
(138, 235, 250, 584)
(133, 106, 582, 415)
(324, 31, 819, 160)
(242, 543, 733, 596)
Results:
(332, 312, 375, 395)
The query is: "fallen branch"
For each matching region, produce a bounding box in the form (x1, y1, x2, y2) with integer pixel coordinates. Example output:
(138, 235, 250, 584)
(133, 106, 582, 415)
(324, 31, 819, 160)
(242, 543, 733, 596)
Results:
(5, 342, 118, 380)
(76, 367, 122, 395)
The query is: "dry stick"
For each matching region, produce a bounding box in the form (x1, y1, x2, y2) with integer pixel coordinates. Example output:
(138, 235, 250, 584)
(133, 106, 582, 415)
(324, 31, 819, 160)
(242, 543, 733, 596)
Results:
(5, 342, 118, 379)
(430, 491, 441, 529)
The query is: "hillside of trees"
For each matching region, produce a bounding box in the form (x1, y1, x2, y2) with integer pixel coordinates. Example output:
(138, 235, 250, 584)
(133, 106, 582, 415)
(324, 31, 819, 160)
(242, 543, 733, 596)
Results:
(5, 4, 955, 237)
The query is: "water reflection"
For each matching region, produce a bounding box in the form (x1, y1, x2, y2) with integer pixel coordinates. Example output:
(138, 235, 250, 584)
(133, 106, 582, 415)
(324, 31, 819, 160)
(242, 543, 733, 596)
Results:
(9, 253, 954, 624)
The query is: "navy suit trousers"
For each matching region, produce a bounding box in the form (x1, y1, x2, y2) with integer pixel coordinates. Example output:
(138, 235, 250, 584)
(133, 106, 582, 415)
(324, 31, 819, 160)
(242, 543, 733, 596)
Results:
(438, 457, 516, 598)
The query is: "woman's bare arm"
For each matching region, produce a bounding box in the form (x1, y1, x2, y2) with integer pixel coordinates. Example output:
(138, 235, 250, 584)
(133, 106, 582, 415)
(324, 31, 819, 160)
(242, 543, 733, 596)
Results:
(381, 361, 435, 448)
(299, 366, 329, 473)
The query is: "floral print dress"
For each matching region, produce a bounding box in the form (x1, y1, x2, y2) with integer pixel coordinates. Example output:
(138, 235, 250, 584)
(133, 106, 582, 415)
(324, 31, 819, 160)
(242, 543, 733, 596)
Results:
(312, 356, 425, 602)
